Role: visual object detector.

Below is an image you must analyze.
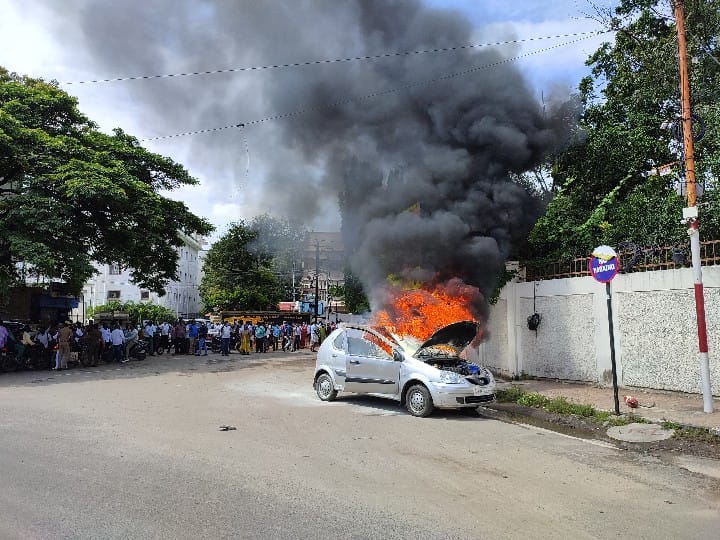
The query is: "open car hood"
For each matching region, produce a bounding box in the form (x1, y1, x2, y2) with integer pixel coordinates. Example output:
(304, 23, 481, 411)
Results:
(412, 321, 479, 358)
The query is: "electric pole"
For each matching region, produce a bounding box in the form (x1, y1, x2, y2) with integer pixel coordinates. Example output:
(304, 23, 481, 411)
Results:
(673, 0, 713, 412)
(314, 240, 320, 323)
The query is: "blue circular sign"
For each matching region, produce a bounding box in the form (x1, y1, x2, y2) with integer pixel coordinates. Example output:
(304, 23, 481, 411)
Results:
(589, 245, 618, 283)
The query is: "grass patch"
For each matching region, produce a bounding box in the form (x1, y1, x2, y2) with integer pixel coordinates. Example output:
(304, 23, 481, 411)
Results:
(672, 426, 719, 442)
(602, 414, 649, 427)
(517, 392, 550, 408)
(497, 385, 652, 425)
(496, 385, 526, 403)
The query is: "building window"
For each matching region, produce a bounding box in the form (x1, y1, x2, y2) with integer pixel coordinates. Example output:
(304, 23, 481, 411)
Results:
(109, 264, 121, 275)
(107, 290, 121, 300)
(140, 291, 150, 300)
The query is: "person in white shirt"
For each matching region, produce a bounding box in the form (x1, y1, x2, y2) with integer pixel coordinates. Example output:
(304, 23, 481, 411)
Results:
(309, 323, 319, 352)
(144, 321, 156, 356)
(159, 321, 171, 353)
(220, 321, 232, 356)
(124, 323, 139, 361)
(110, 324, 125, 363)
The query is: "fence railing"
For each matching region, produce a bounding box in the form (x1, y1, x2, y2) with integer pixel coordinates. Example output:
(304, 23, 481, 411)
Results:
(522, 239, 720, 282)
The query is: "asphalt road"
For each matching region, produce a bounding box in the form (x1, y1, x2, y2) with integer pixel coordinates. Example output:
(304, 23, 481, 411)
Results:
(0, 350, 718, 539)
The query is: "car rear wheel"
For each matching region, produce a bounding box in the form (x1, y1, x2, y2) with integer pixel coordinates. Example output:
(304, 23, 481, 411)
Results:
(405, 384, 434, 417)
(315, 373, 337, 401)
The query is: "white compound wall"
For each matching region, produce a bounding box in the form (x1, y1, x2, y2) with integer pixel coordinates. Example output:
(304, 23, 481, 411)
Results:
(478, 267, 720, 396)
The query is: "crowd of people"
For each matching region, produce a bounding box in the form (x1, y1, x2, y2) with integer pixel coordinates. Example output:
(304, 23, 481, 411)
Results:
(0, 317, 338, 371)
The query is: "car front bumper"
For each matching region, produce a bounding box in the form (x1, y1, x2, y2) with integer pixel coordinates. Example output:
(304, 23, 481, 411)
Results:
(429, 382, 496, 408)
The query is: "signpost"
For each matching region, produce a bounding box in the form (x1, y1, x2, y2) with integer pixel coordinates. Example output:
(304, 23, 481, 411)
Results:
(589, 245, 620, 415)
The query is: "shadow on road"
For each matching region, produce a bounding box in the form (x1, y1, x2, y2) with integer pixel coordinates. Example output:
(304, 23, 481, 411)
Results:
(335, 393, 492, 421)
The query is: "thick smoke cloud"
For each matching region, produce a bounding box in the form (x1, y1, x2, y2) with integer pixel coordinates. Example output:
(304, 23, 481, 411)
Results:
(31, 0, 579, 317)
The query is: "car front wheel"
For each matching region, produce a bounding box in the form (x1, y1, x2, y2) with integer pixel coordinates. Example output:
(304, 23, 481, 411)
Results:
(405, 384, 434, 417)
(315, 373, 338, 401)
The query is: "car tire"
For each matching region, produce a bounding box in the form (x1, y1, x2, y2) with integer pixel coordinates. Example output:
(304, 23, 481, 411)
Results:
(405, 384, 434, 417)
(315, 373, 338, 401)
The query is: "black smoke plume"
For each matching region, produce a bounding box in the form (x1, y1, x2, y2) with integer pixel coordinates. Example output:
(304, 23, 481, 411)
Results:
(29, 0, 579, 317)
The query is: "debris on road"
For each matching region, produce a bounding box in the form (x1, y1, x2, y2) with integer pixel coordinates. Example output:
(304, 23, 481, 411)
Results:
(218, 425, 237, 431)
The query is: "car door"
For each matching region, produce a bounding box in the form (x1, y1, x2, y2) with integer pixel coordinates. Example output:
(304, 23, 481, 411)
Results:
(343, 327, 400, 395)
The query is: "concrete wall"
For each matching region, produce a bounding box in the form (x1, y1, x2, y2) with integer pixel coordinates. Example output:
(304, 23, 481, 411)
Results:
(479, 267, 720, 396)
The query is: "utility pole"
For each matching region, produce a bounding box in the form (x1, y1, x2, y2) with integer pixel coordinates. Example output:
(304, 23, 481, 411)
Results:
(314, 240, 320, 323)
(674, 0, 713, 413)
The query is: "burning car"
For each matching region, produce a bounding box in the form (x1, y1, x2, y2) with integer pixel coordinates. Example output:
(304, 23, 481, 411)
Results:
(313, 320, 495, 417)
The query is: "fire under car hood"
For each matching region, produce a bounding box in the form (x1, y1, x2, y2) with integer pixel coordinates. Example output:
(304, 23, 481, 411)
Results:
(412, 321, 479, 358)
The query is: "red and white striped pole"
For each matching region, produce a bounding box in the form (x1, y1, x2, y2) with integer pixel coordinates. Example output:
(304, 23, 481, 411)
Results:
(675, 1, 713, 413)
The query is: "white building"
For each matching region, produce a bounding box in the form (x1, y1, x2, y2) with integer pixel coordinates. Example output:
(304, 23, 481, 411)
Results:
(74, 231, 205, 322)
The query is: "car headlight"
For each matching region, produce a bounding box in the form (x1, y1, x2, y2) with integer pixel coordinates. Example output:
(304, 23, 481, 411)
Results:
(438, 370, 464, 384)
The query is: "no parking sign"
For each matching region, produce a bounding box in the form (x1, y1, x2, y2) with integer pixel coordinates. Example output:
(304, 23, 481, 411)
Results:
(589, 244, 620, 414)
(589, 245, 618, 283)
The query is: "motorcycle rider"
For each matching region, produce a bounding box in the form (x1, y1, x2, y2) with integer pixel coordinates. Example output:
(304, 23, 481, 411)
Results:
(144, 320, 156, 356)
(124, 323, 139, 361)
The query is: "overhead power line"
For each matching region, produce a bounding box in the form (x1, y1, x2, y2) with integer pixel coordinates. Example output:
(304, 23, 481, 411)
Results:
(142, 33, 606, 142)
(63, 31, 602, 85)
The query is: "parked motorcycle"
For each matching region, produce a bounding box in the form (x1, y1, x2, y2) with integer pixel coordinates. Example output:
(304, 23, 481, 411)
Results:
(0, 345, 19, 372)
(210, 334, 238, 353)
(128, 340, 147, 361)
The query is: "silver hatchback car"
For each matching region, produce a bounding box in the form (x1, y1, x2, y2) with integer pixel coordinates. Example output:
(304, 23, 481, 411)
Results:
(313, 321, 495, 417)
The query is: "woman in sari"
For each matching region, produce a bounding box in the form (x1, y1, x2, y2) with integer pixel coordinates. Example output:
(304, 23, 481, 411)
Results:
(239, 321, 252, 355)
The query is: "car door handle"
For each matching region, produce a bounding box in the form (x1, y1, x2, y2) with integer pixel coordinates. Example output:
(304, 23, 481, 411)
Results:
(348, 360, 360, 364)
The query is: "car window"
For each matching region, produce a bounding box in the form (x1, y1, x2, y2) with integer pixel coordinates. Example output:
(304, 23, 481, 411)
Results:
(333, 332, 345, 351)
(346, 328, 392, 360)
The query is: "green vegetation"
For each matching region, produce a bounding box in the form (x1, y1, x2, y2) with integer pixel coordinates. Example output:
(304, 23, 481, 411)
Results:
(0, 67, 213, 300)
(661, 421, 719, 442)
(496, 386, 647, 425)
(88, 300, 176, 323)
(199, 220, 286, 313)
(527, 0, 720, 261)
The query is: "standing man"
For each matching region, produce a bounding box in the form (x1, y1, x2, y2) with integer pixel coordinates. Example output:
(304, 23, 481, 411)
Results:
(271, 323, 280, 351)
(110, 323, 126, 363)
(254, 322, 266, 353)
(99, 322, 112, 361)
(0, 320, 8, 352)
(309, 322, 319, 352)
(282, 321, 292, 352)
(159, 320, 171, 353)
(187, 320, 198, 355)
(56, 322, 73, 370)
(220, 320, 232, 356)
(174, 318, 186, 355)
(196, 321, 208, 356)
(83, 323, 103, 367)
(293, 324, 301, 352)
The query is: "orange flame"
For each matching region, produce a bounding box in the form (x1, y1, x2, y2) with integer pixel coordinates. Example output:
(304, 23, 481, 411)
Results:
(372, 280, 479, 342)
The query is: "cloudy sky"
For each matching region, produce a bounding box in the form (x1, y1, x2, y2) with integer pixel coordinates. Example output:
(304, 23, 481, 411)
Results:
(0, 0, 617, 242)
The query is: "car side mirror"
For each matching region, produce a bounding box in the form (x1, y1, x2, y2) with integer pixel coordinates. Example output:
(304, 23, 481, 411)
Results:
(392, 350, 403, 362)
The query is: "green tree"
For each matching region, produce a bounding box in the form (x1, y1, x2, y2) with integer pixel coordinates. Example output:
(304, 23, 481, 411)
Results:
(88, 300, 176, 323)
(0, 68, 213, 298)
(335, 269, 370, 314)
(199, 221, 284, 312)
(529, 0, 720, 259)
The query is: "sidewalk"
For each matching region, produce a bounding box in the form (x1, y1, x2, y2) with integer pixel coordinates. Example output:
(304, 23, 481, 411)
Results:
(497, 378, 720, 433)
